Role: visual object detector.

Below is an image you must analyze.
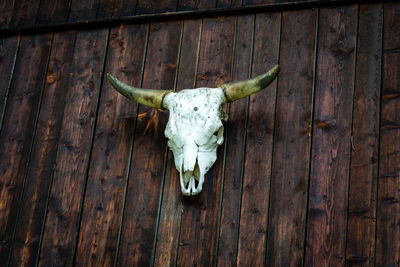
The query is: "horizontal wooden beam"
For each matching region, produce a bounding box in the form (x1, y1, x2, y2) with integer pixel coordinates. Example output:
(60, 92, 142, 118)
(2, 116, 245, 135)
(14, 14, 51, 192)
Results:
(1, 0, 382, 36)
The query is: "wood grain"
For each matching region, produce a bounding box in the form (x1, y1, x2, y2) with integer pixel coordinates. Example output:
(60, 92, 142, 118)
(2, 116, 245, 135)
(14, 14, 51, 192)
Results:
(216, 14, 253, 266)
(113, 0, 138, 18)
(345, 4, 382, 266)
(8, 31, 77, 267)
(266, 8, 317, 267)
(38, 29, 108, 266)
(136, 0, 177, 14)
(376, 3, 400, 267)
(0, 36, 19, 132)
(305, 5, 357, 266)
(176, 16, 235, 266)
(153, 18, 202, 267)
(74, 24, 148, 266)
(236, 12, 280, 266)
(69, 0, 99, 22)
(0, 0, 15, 29)
(9, 0, 41, 29)
(0, 33, 52, 263)
(36, 0, 71, 26)
(116, 20, 182, 266)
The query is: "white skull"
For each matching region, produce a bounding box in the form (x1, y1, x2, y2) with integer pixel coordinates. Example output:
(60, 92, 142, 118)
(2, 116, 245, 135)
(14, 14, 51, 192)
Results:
(107, 65, 279, 196)
(163, 88, 226, 195)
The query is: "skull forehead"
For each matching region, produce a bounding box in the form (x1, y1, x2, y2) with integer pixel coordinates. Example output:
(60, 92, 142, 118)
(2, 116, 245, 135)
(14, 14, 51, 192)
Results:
(164, 87, 226, 146)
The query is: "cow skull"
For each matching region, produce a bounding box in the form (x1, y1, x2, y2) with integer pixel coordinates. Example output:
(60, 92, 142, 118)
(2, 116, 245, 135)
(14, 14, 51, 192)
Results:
(108, 65, 279, 195)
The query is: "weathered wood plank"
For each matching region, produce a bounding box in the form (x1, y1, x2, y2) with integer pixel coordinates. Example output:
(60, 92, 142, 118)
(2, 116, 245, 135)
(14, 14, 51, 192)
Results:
(153, 18, 201, 267)
(8, 31, 77, 267)
(0, 33, 52, 263)
(74, 23, 148, 266)
(216, 14, 253, 266)
(176, 16, 235, 266)
(9, 0, 41, 29)
(0, 36, 20, 132)
(243, 0, 273, 6)
(236, 12, 280, 266)
(136, 0, 177, 14)
(265, 8, 317, 267)
(69, 0, 99, 23)
(113, 0, 137, 18)
(376, 3, 400, 266)
(116, 20, 181, 266)
(345, 4, 382, 266)
(0, 0, 15, 30)
(38, 29, 109, 266)
(305, 5, 357, 266)
(97, 0, 118, 19)
(217, 0, 242, 8)
(36, 0, 71, 26)
(177, 0, 217, 11)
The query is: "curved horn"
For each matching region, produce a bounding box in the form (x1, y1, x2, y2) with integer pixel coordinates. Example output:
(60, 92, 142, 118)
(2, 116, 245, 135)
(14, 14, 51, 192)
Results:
(107, 74, 172, 109)
(218, 65, 280, 103)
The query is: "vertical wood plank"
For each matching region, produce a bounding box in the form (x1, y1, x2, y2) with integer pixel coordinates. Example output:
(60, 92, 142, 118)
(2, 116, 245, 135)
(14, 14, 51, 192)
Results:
(265, 9, 317, 267)
(305, 5, 357, 266)
(0, 33, 52, 263)
(376, 3, 400, 266)
(176, 16, 235, 266)
(345, 4, 382, 266)
(135, 0, 177, 14)
(8, 31, 77, 267)
(97, 0, 117, 19)
(0, 0, 15, 30)
(177, 0, 217, 11)
(69, 0, 99, 23)
(243, 0, 273, 6)
(112, 0, 137, 18)
(153, 18, 201, 267)
(36, 0, 71, 26)
(116, 20, 181, 266)
(74, 23, 148, 266)
(38, 29, 109, 267)
(236, 12, 280, 266)
(217, 0, 242, 8)
(217, 14, 253, 266)
(9, 0, 41, 29)
(0, 36, 20, 131)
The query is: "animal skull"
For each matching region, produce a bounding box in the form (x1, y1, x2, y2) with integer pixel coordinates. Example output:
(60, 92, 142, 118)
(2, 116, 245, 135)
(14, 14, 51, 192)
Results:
(108, 65, 279, 195)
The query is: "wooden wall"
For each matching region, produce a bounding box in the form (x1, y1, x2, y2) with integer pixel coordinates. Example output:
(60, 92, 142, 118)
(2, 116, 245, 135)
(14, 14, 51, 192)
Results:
(0, 1, 399, 266)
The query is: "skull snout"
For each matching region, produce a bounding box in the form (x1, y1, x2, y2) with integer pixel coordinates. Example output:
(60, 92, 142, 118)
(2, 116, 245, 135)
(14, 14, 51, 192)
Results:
(180, 141, 204, 195)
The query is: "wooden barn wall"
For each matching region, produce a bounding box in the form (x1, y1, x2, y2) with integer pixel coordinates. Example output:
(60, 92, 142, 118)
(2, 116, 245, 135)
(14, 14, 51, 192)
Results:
(1, 1, 399, 266)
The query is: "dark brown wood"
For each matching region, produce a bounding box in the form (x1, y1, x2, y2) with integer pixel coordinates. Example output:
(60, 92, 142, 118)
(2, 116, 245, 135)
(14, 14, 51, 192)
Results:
(176, 16, 235, 266)
(266, 8, 317, 267)
(216, 14, 253, 266)
(0, 36, 19, 131)
(345, 3, 382, 266)
(0, 33, 52, 263)
(36, 0, 71, 26)
(376, 3, 400, 266)
(9, 0, 41, 29)
(97, 0, 118, 19)
(116, 20, 182, 266)
(112, 0, 138, 18)
(74, 23, 148, 266)
(177, 0, 217, 11)
(305, 5, 357, 266)
(153, 18, 202, 267)
(38, 29, 108, 266)
(0, 0, 15, 30)
(236, 12, 280, 266)
(8, 31, 77, 267)
(244, 0, 273, 6)
(69, 0, 99, 22)
(217, 0, 242, 9)
(136, 0, 177, 14)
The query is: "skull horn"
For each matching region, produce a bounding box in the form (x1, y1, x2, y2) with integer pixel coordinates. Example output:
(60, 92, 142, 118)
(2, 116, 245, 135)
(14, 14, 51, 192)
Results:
(107, 74, 172, 109)
(219, 65, 280, 103)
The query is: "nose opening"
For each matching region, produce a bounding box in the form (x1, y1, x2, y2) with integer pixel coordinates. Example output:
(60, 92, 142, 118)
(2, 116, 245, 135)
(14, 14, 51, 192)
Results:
(180, 160, 202, 195)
